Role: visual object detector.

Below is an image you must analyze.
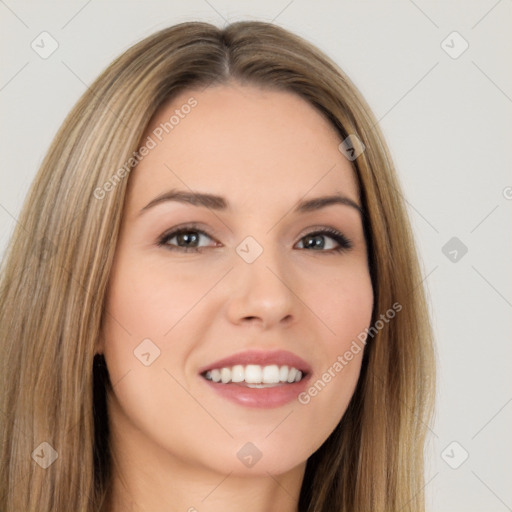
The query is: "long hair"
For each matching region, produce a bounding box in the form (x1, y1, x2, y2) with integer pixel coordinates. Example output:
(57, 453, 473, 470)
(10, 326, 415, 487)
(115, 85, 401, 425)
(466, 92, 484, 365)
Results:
(0, 21, 435, 511)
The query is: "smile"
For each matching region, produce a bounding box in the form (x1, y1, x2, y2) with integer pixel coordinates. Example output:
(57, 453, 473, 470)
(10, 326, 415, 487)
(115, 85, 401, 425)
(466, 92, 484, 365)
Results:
(198, 350, 312, 408)
(203, 364, 304, 386)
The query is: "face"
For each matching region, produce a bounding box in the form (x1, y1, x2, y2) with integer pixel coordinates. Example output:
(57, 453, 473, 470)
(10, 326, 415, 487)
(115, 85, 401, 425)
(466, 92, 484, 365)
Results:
(100, 82, 373, 478)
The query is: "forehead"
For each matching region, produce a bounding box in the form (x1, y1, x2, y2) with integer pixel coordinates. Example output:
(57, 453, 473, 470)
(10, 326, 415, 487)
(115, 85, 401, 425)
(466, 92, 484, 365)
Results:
(127, 83, 359, 212)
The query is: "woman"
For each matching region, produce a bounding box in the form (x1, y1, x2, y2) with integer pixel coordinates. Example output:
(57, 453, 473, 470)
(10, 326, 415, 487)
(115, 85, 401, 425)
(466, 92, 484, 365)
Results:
(0, 21, 435, 512)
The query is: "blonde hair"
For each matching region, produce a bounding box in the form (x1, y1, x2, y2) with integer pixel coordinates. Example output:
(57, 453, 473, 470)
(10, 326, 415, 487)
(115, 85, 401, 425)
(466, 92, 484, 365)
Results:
(0, 21, 435, 511)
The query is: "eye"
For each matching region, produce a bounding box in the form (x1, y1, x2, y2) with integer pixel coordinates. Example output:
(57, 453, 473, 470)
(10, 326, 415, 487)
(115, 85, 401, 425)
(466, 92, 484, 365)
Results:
(157, 225, 219, 252)
(296, 228, 352, 253)
(157, 225, 352, 254)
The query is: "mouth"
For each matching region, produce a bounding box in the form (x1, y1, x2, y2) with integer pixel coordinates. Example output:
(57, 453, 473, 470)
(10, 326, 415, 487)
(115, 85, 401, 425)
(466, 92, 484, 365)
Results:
(202, 364, 306, 388)
(198, 349, 311, 408)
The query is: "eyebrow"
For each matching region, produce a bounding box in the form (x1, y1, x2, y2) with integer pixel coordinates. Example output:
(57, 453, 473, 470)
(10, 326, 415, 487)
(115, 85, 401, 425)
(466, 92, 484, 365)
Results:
(139, 189, 363, 216)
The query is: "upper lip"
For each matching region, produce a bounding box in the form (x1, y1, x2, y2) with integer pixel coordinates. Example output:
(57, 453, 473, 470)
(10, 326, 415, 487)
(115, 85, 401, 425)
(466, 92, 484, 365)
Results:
(198, 349, 312, 375)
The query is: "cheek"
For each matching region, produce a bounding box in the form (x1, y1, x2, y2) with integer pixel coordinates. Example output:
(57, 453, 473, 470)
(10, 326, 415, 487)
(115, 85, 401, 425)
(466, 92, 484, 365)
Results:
(294, 264, 372, 423)
(105, 257, 219, 340)
(310, 263, 374, 345)
(101, 256, 222, 404)
(101, 261, 204, 453)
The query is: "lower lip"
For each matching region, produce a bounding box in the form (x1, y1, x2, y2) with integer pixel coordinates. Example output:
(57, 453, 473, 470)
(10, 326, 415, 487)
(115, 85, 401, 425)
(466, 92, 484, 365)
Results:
(201, 376, 310, 408)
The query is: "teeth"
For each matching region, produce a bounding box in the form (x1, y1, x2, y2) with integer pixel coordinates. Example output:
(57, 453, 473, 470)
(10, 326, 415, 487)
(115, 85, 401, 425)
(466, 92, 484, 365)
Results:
(231, 364, 244, 383)
(204, 364, 305, 385)
(245, 365, 262, 384)
(287, 367, 297, 383)
(220, 367, 231, 384)
(209, 369, 221, 383)
(262, 365, 280, 384)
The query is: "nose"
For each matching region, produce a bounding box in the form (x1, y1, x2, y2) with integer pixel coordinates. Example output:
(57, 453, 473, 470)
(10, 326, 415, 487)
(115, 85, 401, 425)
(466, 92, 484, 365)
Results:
(225, 245, 297, 330)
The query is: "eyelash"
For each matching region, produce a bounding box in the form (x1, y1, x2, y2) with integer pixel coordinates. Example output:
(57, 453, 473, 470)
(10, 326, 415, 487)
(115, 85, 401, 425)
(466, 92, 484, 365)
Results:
(157, 224, 353, 254)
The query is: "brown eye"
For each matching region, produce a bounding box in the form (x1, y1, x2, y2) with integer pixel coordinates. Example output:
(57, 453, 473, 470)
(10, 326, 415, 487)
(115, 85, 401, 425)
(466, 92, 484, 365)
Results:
(158, 227, 218, 252)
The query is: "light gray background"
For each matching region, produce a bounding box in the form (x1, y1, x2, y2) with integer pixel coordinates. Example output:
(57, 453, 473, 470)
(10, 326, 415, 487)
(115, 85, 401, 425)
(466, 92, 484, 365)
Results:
(1, 1, 511, 510)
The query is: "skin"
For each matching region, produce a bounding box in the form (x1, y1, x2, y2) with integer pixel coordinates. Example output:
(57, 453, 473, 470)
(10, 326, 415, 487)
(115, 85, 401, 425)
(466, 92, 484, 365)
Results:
(98, 82, 373, 512)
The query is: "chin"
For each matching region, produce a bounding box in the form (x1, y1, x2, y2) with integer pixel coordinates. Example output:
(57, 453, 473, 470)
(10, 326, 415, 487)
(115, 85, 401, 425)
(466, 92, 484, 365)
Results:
(203, 438, 310, 477)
